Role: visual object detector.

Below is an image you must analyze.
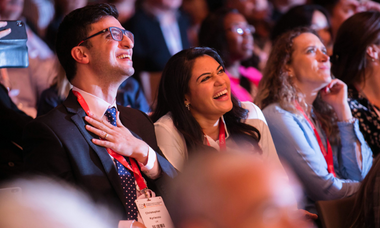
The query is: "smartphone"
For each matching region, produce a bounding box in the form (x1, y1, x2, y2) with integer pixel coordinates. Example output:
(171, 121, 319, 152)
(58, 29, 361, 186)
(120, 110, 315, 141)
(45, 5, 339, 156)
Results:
(0, 20, 29, 68)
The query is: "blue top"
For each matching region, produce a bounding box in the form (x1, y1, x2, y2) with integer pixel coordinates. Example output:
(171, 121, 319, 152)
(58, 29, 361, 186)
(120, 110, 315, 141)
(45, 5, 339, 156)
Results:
(263, 103, 373, 213)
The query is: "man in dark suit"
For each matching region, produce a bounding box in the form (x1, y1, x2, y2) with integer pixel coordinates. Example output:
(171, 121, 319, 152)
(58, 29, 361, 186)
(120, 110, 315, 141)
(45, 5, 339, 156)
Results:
(22, 4, 176, 228)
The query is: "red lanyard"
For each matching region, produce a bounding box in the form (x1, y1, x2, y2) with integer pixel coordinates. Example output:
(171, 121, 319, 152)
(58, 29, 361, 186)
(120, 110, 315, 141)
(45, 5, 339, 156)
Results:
(295, 102, 336, 177)
(205, 118, 226, 151)
(73, 90, 147, 190)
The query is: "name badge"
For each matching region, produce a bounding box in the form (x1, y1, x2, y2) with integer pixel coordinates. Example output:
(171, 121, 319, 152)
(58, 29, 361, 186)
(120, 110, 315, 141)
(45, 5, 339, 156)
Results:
(135, 196, 174, 228)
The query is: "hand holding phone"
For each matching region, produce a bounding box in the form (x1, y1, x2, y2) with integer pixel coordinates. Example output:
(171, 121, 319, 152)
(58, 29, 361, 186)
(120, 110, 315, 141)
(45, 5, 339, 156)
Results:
(0, 20, 29, 68)
(0, 22, 11, 39)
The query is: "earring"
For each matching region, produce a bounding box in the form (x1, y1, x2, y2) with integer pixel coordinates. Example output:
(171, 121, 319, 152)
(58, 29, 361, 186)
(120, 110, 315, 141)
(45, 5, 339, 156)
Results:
(185, 102, 190, 111)
(372, 58, 375, 62)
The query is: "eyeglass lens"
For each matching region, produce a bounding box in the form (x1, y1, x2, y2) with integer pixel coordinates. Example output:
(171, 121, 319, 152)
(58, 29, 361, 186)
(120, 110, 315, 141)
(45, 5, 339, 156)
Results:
(110, 27, 134, 43)
(235, 25, 255, 35)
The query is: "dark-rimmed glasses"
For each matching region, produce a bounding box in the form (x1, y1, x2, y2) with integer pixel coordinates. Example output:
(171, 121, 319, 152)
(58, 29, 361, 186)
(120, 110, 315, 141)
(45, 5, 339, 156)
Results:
(227, 25, 255, 35)
(77, 27, 134, 46)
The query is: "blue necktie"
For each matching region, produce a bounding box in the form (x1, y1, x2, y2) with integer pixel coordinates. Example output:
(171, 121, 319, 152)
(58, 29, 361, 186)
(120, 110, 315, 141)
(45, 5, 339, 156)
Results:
(105, 107, 138, 220)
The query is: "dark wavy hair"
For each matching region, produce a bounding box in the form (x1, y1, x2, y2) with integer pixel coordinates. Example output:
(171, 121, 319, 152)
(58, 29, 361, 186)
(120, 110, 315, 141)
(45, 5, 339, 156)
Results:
(56, 3, 119, 82)
(256, 27, 339, 141)
(151, 47, 261, 154)
(332, 11, 380, 86)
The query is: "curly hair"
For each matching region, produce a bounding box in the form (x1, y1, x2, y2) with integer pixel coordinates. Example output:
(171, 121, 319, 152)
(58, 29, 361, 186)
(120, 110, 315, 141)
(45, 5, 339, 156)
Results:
(256, 27, 339, 141)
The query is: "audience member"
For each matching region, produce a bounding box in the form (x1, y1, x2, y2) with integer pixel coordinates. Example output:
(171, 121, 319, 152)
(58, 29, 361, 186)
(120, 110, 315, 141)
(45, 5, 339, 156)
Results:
(270, 0, 308, 21)
(348, 156, 380, 227)
(314, 0, 380, 38)
(37, 64, 149, 116)
(150, 47, 284, 173)
(256, 27, 373, 214)
(108, 0, 137, 25)
(0, 177, 117, 228)
(225, 0, 272, 70)
(125, 0, 190, 106)
(23, 4, 176, 227)
(199, 8, 261, 102)
(169, 152, 313, 228)
(22, 0, 55, 38)
(181, 0, 209, 46)
(0, 22, 33, 183)
(271, 4, 333, 56)
(0, 0, 57, 117)
(45, 0, 88, 52)
(332, 11, 380, 157)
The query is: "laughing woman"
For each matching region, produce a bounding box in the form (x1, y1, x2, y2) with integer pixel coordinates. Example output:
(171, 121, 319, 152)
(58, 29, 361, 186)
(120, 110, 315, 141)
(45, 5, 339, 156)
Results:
(151, 47, 284, 173)
(255, 27, 373, 213)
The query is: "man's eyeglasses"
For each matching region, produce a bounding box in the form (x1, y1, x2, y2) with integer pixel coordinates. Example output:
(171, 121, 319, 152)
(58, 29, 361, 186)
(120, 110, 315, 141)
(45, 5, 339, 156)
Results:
(227, 25, 256, 35)
(77, 27, 134, 46)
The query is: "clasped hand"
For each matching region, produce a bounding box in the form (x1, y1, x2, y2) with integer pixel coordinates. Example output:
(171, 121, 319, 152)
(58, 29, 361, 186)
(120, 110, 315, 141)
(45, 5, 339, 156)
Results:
(85, 112, 149, 165)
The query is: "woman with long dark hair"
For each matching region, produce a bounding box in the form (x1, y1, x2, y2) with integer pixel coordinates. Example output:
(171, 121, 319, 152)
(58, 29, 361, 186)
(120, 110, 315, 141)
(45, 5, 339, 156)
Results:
(151, 47, 283, 172)
(256, 27, 373, 213)
(332, 11, 380, 157)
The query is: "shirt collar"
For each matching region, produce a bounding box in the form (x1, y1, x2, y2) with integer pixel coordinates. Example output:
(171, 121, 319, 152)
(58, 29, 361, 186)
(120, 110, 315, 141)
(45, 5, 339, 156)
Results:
(204, 116, 230, 150)
(72, 86, 117, 117)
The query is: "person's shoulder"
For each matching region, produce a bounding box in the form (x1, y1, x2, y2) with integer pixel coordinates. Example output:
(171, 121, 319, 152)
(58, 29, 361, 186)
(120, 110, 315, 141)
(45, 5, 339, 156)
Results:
(241, 101, 266, 123)
(154, 112, 174, 128)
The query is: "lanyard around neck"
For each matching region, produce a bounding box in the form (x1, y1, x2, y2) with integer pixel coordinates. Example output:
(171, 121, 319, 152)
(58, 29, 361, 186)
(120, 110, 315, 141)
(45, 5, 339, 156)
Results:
(73, 90, 147, 190)
(295, 102, 336, 177)
(205, 118, 226, 151)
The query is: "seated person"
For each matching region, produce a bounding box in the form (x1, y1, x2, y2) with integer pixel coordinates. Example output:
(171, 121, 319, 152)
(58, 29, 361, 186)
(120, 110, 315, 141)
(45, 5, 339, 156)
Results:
(255, 27, 373, 214)
(150, 47, 284, 174)
(331, 11, 380, 157)
(199, 8, 261, 102)
(37, 65, 149, 116)
(23, 4, 176, 228)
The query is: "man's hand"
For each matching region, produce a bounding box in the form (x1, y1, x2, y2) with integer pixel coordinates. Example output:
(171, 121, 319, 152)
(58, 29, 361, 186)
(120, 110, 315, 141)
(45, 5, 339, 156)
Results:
(85, 112, 149, 164)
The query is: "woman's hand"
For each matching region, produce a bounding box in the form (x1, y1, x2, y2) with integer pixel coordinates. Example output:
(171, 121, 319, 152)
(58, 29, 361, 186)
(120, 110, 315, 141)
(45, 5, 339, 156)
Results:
(85, 112, 149, 165)
(320, 79, 353, 121)
(0, 22, 11, 39)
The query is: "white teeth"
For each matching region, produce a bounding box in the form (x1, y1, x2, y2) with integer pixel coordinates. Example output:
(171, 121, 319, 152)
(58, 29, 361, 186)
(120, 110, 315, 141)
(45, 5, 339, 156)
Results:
(213, 89, 227, 99)
(117, 54, 131, 59)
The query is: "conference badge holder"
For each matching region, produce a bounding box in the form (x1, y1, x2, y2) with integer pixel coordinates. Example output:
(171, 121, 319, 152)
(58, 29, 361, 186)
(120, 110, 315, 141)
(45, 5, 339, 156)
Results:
(135, 188, 174, 228)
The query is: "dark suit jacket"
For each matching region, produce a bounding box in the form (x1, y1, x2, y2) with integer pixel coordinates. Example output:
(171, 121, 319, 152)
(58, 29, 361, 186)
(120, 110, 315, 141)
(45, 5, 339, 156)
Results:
(23, 91, 176, 225)
(124, 8, 190, 73)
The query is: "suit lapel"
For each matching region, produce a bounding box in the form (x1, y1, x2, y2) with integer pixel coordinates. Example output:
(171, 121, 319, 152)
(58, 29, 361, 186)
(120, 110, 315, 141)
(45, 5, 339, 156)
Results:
(64, 91, 126, 206)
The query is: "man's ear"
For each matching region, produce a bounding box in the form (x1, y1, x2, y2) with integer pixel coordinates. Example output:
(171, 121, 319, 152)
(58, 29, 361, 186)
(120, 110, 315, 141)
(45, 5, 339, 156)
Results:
(366, 44, 379, 61)
(71, 46, 89, 64)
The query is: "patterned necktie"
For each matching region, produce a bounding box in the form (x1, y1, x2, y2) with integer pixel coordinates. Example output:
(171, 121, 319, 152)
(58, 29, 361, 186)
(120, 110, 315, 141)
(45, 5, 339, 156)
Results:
(105, 107, 138, 220)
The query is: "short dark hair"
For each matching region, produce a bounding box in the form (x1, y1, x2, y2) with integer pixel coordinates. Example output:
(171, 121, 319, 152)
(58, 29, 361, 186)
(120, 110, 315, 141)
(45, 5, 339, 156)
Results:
(271, 4, 331, 42)
(332, 11, 380, 86)
(56, 3, 119, 82)
(151, 47, 261, 154)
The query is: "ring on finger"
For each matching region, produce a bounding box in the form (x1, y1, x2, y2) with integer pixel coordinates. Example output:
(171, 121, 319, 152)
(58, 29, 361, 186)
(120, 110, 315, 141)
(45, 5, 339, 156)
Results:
(104, 133, 108, 140)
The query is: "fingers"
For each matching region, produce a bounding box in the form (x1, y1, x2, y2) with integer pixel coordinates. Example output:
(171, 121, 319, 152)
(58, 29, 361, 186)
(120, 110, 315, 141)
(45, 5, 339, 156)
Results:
(0, 21, 7, 28)
(85, 115, 114, 132)
(0, 28, 11, 39)
(91, 138, 114, 149)
(85, 124, 113, 141)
